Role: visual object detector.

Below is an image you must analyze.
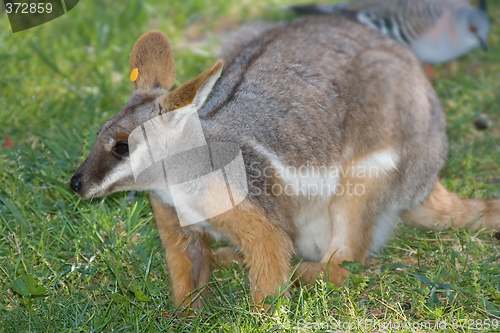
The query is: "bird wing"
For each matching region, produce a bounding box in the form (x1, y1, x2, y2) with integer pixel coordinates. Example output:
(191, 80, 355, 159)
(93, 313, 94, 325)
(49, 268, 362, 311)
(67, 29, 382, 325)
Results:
(290, 0, 472, 46)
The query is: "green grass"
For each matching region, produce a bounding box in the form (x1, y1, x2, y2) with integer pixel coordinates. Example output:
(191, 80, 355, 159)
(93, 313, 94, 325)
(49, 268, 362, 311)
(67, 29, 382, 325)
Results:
(1, 0, 499, 331)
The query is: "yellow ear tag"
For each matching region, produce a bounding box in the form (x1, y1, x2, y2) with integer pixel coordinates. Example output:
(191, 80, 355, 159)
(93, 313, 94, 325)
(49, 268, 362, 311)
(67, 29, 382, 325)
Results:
(130, 68, 139, 82)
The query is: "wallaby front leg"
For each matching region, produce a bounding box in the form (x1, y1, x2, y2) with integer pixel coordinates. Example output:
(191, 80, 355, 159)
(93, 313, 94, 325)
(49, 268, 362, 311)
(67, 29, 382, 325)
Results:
(150, 194, 212, 309)
(245, 232, 294, 308)
(209, 200, 294, 308)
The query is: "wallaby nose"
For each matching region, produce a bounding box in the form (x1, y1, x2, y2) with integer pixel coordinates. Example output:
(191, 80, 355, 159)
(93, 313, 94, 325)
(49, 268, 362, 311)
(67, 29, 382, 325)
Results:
(70, 176, 82, 193)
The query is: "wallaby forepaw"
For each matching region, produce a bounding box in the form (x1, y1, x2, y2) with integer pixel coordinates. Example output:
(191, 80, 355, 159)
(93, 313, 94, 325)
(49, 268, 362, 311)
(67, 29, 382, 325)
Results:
(293, 261, 350, 286)
(211, 246, 243, 269)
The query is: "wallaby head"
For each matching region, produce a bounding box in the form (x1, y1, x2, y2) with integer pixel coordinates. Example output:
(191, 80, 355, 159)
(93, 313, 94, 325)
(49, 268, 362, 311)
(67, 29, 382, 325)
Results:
(70, 31, 223, 199)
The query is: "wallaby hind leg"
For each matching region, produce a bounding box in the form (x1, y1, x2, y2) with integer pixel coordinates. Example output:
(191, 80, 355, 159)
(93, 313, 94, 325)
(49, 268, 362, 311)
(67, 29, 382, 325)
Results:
(292, 191, 371, 287)
(292, 190, 376, 287)
(150, 194, 213, 310)
(293, 153, 399, 286)
(402, 179, 500, 231)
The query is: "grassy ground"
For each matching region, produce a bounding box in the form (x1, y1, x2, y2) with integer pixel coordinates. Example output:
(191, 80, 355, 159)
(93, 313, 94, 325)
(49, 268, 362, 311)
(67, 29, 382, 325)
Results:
(1, 0, 499, 331)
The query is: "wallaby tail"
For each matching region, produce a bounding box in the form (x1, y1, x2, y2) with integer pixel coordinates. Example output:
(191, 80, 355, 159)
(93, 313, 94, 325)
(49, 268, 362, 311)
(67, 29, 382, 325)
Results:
(402, 180, 500, 231)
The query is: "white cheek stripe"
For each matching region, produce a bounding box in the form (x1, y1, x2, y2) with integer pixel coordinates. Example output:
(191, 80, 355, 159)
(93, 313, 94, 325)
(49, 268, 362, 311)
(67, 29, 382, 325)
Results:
(86, 161, 132, 197)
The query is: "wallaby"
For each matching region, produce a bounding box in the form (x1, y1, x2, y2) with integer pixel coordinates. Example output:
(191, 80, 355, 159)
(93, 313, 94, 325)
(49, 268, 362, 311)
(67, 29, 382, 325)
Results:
(70, 16, 500, 310)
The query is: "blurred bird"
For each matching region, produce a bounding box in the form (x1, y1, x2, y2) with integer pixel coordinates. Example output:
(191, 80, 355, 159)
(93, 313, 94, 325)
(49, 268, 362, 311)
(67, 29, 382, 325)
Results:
(289, 0, 490, 65)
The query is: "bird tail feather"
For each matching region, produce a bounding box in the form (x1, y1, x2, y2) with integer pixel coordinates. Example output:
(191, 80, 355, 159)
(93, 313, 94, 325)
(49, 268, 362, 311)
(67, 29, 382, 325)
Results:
(288, 3, 358, 20)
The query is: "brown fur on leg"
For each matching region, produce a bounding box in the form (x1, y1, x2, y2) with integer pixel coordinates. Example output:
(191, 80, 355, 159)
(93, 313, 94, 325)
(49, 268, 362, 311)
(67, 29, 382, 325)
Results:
(208, 199, 294, 309)
(402, 180, 500, 231)
(150, 194, 212, 310)
(187, 235, 213, 293)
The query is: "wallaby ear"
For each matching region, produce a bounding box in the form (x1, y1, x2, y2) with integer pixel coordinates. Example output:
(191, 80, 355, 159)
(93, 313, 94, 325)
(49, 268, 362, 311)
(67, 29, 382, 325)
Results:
(130, 31, 176, 90)
(160, 60, 223, 112)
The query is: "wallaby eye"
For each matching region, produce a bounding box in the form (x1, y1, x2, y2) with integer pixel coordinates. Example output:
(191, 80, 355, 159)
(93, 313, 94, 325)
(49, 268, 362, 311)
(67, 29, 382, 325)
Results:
(469, 25, 477, 33)
(113, 141, 129, 157)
